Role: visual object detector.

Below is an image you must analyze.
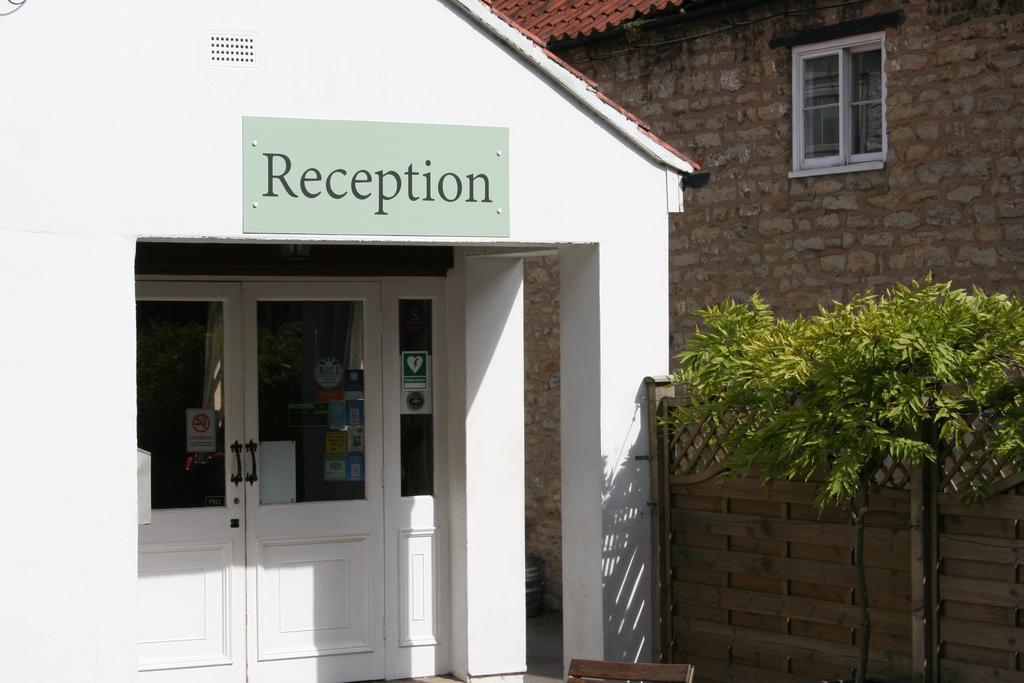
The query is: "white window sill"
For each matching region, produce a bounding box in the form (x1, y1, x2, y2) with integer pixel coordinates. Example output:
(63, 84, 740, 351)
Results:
(789, 161, 885, 179)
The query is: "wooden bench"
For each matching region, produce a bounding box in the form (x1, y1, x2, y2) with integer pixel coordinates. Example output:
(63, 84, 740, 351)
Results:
(568, 659, 695, 683)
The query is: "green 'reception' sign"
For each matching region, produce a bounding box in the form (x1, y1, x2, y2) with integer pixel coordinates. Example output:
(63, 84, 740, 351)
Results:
(243, 117, 509, 237)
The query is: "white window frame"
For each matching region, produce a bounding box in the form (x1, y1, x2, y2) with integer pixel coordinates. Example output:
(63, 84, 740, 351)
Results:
(790, 32, 887, 178)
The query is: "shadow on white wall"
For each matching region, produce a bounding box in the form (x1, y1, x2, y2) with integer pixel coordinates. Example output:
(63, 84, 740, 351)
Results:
(601, 382, 652, 662)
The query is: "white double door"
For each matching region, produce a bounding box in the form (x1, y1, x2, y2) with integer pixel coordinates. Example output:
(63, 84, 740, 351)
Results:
(138, 280, 446, 683)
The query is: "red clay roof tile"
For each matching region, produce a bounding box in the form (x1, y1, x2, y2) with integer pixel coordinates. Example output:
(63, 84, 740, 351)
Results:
(477, 0, 700, 171)
(483, 0, 686, 43)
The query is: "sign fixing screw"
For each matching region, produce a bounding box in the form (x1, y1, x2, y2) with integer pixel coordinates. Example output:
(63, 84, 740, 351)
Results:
(496, 208, 502, 214)
(252, 201, 259, 208)
(251, 139, 258, 147)
(496, 150, 502, 157)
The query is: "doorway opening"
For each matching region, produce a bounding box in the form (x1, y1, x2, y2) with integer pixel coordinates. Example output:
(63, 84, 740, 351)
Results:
(523, 253, 563, 683)
(135, 241, 452, 683)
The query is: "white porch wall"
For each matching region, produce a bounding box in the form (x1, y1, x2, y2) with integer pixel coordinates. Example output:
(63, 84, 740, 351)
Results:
(449, 254, 526, 680)
(0, 232, 138, 682)
(596, 239, 669, 663)
(0, 1, 675, 680)
(558, 244, 604, 665)
(560, 235, 670, 670)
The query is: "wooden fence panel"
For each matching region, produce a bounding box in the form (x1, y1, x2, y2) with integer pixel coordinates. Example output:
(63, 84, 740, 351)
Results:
(650, 384, 1024, 683)
(936, 480, 1024, 682)
(667, 477, 912, 682)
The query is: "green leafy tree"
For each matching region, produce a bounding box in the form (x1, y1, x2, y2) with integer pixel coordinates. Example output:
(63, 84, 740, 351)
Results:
(670, 278, 1024, 683)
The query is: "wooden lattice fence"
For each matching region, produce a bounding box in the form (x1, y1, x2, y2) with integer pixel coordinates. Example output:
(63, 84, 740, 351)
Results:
(645, 377, 1024, 683)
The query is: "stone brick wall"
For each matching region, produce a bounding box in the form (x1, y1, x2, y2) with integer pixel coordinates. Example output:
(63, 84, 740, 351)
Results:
(523, 255, 563, 611)
(521, 0, 1024, 612)
(552, 0, 1024, 353)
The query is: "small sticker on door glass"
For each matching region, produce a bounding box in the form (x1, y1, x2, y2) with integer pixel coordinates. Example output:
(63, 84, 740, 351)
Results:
(348, 427, 364, 453)
(345, 369, 364, 392)
(406, 391, 425, 411)
(324, 456, 347, 481)
(325, 431, 348, 455)
(346, 399, 364, 426)
(186, 408, 217, 453)
(315, 356, 343, 389)
(348, 455, 365, 482)
(402, 351, 429, 390)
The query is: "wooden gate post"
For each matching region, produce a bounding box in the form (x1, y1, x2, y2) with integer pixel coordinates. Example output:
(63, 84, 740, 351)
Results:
(911, 462, 939, 683)
(645, 376, 676, 663)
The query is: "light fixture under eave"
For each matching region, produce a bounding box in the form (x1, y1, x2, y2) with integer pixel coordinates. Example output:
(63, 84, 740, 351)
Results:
(280, 244, 312, 261)
(681, 171, 711, 190)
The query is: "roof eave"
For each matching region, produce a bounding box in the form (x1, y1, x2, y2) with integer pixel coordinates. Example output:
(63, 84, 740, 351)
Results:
(446, 0, 698, 175)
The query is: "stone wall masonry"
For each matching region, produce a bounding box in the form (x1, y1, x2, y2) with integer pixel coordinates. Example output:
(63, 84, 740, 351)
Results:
(520, 1, 1024, 612)
(524, 255, 563, 611)
(554, 0, 1024, 353)
(521, 0, 1024, 612)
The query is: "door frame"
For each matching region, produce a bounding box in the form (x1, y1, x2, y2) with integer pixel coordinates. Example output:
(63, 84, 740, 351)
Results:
(241, 280, 386, 682)
(137, 274, 452, 681)
(136, 280, 247, 683)
(382, 278, 450, 679)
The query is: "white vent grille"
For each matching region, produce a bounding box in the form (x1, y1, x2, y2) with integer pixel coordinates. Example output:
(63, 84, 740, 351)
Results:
(209, 33, 256, 68)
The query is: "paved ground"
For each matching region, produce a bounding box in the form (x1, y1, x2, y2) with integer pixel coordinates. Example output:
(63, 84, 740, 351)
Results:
(380, 610, 563, 683)
(526, 609, 563, 683)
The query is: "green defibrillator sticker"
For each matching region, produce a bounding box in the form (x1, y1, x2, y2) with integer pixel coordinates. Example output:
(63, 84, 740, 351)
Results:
(402, 351, 428, 390)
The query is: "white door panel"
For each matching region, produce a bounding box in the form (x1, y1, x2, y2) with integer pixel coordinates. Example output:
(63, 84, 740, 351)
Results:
(383, 281, 450, 679)
(399, 528, 438, 647)
(257, 535, 371, 658)
(138, 542, 234, 669)
(243, 282, 385, 683)
(137, 283, 246, 683)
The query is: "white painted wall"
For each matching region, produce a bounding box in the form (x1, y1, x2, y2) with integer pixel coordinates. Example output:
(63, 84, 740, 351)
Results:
(558, 244, 604, 666)
(596, 239, 669, 663)
(560, 236, 670, 670)
(459, 255, 526, 680)
(0, 0, 667, 246)
(0, 232, 138, 682)
(0, 1, 675, 680)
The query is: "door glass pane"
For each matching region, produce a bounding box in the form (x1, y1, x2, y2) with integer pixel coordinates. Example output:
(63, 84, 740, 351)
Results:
(257, 301, 365, 504)
(137, 301, 226, 509)
(399, 300, 433, 497)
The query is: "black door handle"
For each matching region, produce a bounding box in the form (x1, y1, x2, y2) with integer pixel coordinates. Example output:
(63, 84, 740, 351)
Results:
(230, 441, 243, 486)
(245, 440, 258, 485)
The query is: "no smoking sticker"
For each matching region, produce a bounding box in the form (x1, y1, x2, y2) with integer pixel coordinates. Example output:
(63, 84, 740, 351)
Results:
(193, 413, 210, 432)
(186, 408, 217, 453)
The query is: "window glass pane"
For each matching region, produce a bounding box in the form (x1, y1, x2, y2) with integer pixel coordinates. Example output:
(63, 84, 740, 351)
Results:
(400, 299, 433, 497)
(803, 54, 839, 107)
(804, 105, 840, 158)
(137, 301, 226, 510)
(851, 49, 882, 103)
(257, 301, 365, 504)
(852, 102, 883, 154)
